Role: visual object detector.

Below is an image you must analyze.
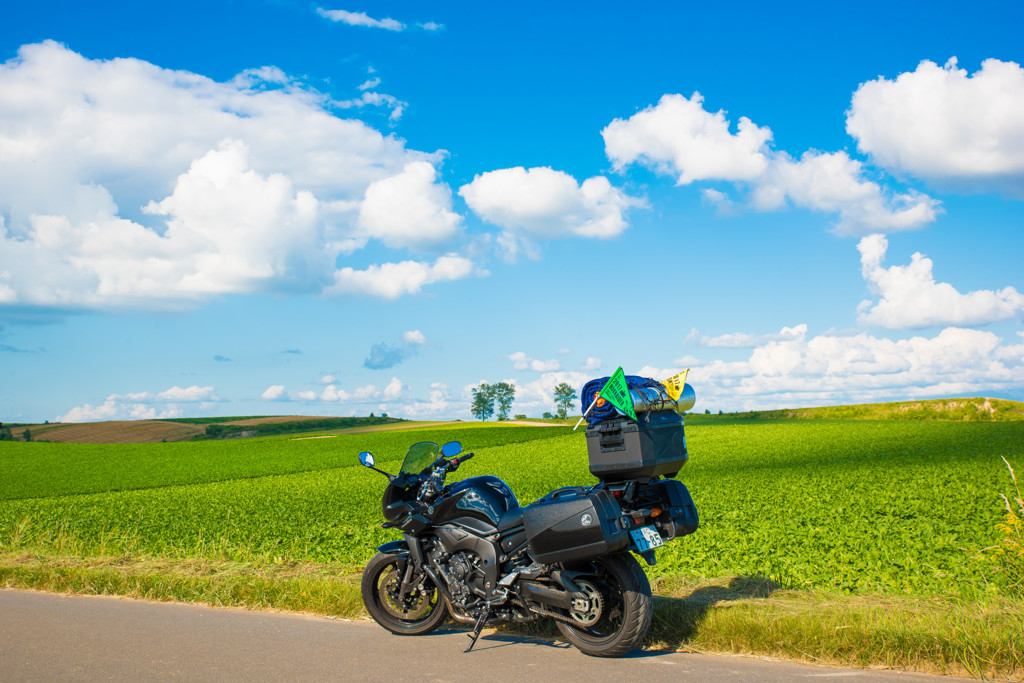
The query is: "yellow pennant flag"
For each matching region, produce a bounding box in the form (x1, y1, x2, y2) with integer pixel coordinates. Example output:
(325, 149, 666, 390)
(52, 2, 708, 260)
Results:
(661, 368, 690, 402)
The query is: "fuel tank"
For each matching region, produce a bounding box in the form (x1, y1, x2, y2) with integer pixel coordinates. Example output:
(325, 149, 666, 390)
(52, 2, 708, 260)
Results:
(432, 475, 520, 530)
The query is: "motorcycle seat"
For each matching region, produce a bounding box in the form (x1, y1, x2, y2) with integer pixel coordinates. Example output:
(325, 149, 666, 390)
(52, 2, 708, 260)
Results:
(497, 506, 524, 533)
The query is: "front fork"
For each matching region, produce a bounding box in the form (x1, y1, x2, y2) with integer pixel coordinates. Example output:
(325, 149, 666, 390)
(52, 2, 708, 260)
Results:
(376, 534, 453, 604)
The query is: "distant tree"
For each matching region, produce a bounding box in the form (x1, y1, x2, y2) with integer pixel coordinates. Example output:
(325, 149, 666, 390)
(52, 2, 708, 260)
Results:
(471, 383, 495, 421)
(0, 425, 12, 441)
(514, 414, 527, 421)
(381, 412, 388, 418)
(491, 382, 516, 421)
(704, 409, 710, 415)
(553, 382, 577, 419)
(542, 412, 554, 419)
(23, 428, 32, 442)
(369, 412, 375, 418)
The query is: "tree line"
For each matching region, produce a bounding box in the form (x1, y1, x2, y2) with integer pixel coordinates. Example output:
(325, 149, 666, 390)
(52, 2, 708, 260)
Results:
(469, 382, 578, 421)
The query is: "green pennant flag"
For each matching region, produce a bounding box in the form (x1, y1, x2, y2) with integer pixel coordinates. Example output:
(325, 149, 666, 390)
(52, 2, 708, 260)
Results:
(601, 366, 636, 421)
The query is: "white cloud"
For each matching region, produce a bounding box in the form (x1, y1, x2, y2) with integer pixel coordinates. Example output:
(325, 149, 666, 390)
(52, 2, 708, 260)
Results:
(513, 371, 590, 414)
(316, 8, 404, 31)
(402, 383, 457, 418)
(459, 167, 644, 260)
(509, 351, 530, 370)
(358, 161, 463, 249)
(686, 324, 808, 348)
(262, 379, 397, 404)
(327, 254, 479, 299)
(334, 90, 407, 122)
(750, 151, 940, 235)
(604, 92, 772, 183)
(602, 91, 938, 235)
(847, 58, 1024, 195)
(582, 357, 602, 371)
(402, 330, 426, 345)
(156, 385, 219, 402)
(856, 234, 1024, 329)
(662, 326, 1024, 412)
(384, 377, 404, 400)
(262, 385, 286, 400)
(508, 351, 561, 372)
(0, 41, 474, 309)
(57, 384, 219, 422)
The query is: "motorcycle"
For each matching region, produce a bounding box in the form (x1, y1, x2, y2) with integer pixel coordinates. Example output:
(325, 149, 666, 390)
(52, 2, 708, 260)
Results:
(356, 412, 698, 657)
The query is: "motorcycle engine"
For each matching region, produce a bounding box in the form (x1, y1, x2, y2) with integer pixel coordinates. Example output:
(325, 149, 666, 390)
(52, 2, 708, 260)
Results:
(445, 551, 486, 599)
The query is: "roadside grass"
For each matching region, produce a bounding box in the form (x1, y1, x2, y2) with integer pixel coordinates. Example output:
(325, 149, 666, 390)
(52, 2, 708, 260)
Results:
(3, 550, 1021, 680)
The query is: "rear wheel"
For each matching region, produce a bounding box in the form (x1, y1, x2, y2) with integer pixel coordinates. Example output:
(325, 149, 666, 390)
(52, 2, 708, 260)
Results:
(555, 553, 652, 657)
(361, 551, 448, 635)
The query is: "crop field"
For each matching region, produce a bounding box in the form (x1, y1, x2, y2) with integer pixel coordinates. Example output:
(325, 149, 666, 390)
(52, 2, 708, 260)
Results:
(2, 418, 1021, 599)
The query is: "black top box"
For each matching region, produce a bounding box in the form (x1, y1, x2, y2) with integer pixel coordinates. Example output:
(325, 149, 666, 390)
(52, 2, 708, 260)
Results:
(585, 410, 688, 482)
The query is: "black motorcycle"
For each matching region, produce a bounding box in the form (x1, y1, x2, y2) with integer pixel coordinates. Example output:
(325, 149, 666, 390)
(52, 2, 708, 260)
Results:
(356, 410, 698, 657)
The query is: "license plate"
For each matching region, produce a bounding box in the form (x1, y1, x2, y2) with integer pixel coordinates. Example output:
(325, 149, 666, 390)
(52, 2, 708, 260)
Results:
(630, 525, 664, 552)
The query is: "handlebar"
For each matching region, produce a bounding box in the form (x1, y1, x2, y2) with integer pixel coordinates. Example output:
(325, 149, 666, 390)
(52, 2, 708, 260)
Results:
(418, 452, 476, 501)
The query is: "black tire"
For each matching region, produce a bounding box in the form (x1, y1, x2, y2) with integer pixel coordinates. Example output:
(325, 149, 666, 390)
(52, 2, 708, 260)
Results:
(360, 551, 448, 635)
(555, 553, 653, 657)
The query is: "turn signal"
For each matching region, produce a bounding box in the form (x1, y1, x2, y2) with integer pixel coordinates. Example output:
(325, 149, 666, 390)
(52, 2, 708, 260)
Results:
(650, 508, 662, 517)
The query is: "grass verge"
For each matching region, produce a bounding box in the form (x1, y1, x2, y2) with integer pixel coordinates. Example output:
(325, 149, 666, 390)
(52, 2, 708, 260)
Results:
(3, 552, 1021, 680)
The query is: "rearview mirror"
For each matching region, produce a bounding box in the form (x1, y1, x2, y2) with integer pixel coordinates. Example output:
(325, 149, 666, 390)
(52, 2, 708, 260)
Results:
(358, 451, 375, 467)
(441, 441, 462, 458)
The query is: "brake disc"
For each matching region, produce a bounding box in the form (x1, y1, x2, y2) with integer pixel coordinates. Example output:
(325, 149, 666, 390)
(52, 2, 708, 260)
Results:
(378, 567, 433, 620)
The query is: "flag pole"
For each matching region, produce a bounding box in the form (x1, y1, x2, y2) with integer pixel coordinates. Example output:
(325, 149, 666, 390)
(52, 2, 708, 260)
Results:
(573, 394, 601, 431)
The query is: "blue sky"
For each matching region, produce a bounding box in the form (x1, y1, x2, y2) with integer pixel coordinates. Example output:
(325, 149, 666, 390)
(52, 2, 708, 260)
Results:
(1, 0, 1023, 423)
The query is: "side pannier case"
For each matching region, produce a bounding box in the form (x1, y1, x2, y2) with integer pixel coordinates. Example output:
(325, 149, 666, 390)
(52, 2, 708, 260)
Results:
(585, 410, 688, 482)
(522, 488, 629, 564)
(645, 478, 699, 540)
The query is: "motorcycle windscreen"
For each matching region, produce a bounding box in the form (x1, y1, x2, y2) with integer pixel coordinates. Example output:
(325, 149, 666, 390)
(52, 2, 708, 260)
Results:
(400, 441, 439, 476)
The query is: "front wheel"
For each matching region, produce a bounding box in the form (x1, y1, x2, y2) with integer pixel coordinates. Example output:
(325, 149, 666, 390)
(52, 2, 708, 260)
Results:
(360, 551, 448, 635)
(555, 553, 653, 657)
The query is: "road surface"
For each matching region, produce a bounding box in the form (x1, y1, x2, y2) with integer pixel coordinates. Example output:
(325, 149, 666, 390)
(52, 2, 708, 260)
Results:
(0, 590, 975, 682)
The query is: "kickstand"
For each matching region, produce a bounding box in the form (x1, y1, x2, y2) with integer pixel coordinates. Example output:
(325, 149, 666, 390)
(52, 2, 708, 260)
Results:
(464, 608, 491, 653)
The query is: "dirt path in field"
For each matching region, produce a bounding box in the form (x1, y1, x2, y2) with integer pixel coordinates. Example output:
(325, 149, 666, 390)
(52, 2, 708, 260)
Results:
(0, 590, 973, 683)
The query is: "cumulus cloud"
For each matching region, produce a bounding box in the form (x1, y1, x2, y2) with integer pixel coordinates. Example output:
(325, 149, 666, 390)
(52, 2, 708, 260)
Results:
(328, 254, 479, 299)
(847, 58, 1024, 195)
(402, 383, 456, 418)
(402, 330, 426, 345)
(383, 376, 404, 400)
(686, 324, 808, 348)
(508, 351, 561, 372)
(512, 371, 590, 415)
(358, 161, 464, 249)
(459, 166, 644, 260)
(316, 8, 404, 31)
(642, 326, 1024, 412)
(262, 378, 400, 404)
(604, 93, 772, 183)
(0, 41, 474, 309)
(857, 234, 1024, 329)
(262, 385, 286, 400)
(57, 384, 220, 422)
(582, 357, 602, 371)
(602, 91, 938, 235)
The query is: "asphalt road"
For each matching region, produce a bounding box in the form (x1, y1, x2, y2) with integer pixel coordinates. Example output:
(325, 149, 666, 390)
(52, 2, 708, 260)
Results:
(0, 590, 975, 682)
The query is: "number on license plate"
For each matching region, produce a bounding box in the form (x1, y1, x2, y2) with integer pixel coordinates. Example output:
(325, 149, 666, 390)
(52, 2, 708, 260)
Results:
(630, 525, 664, 552)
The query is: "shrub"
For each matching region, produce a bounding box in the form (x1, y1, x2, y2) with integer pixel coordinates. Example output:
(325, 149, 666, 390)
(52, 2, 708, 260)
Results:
(993, 456, 1024, 596)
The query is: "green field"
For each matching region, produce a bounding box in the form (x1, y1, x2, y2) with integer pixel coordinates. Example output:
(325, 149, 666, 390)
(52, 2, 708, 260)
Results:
(2, 418, 1021, 597)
